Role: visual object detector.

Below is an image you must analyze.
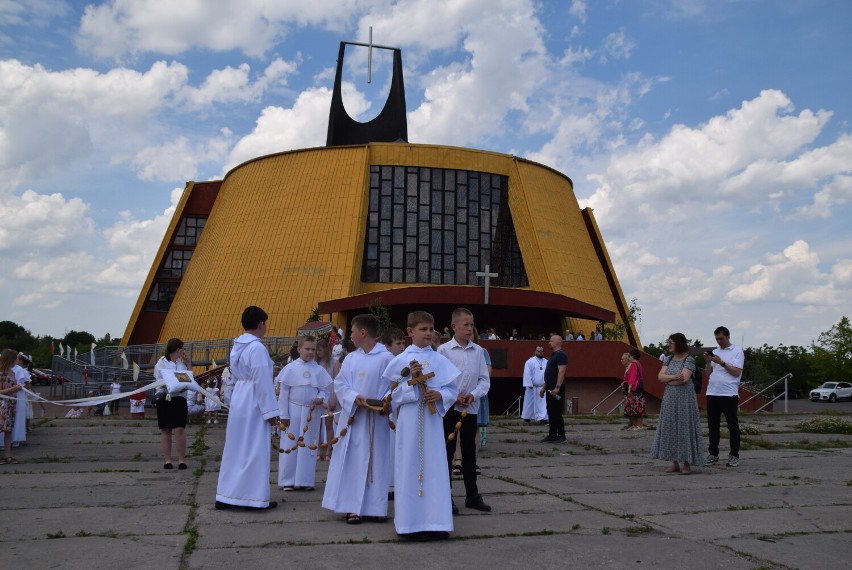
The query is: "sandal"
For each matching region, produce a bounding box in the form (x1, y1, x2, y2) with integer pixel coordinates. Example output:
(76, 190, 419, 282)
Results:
(664, 464, 680, 473)
(4, 457, 18, 464)
(345, 513, 362, 524)
(362, 516, 388, 523)
(452, 461, 461, 476)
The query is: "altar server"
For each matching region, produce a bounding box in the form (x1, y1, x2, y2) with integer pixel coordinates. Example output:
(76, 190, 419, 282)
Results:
(215, 306, 280, 511)
(322, 314, 394, 523)
(277, 335, 333, 491)
(382, 311, 459, 541)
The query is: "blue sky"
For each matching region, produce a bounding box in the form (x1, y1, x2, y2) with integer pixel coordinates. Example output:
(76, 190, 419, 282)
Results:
(1, 0, 850, 349)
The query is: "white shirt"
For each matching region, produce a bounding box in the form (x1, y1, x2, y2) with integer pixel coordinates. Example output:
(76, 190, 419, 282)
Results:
(436, 337, 490, 415)
(707, 343, 744, 397)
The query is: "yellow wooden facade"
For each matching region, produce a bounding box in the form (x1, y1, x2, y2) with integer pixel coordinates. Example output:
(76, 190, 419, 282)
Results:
(123, 143, 638, 346)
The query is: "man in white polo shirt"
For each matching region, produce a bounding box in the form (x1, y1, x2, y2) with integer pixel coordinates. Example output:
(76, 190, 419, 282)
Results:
(704, 326, 744, 467)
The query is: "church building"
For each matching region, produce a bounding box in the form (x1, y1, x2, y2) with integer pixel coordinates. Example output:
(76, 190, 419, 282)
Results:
(122, 41, 639, 357)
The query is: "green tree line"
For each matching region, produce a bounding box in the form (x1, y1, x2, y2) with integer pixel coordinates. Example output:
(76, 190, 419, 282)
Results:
(0, 321, 120, 368)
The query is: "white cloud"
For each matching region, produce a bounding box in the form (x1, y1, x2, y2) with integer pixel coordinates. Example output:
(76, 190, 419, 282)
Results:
(225, 86, 338, 171)
(725, 241, 842, 309)
(132, 129, 233, 182)
(402, 1, 549, 146)
(0, 59, 188, 189)
(176, 58, 297, 111)
(0, 58, 294, 191)
(76, 0, 369, 59)
(0, 189, 93, 252)
(788, 171, 852, 220)
(583, 90, 837, 231)
(600, 29, 635, 62)
(569, 0, 588, 24)
(5, 186, 181, 315)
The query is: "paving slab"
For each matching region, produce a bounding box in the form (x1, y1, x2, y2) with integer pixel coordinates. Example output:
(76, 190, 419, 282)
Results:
(2, 413, 849, 569)
(187, 534, 764, 570)
(718, 532, 852, 570)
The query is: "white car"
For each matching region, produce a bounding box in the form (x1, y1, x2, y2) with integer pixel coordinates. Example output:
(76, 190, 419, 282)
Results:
(809, 382, 852, 402)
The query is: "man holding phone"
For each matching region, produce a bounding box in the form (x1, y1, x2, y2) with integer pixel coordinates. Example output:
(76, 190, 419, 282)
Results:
(704, 326, 744, 467)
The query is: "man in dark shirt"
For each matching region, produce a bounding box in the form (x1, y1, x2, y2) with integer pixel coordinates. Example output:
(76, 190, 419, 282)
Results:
(540, 334, 567, 443)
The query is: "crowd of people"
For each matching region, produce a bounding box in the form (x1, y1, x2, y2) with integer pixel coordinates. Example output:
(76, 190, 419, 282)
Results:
(2, 314, 745, 542)
(213, 305, 493, 541)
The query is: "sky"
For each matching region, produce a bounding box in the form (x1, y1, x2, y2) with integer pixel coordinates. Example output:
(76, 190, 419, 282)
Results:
(1, 0, 851, 350)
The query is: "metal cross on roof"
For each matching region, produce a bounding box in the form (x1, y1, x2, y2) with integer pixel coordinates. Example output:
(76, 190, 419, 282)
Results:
(475, 264, 499, 304)
(345, 26, 395, 84)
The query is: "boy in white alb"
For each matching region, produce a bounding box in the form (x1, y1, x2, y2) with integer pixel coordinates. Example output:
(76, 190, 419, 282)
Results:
(215, 306, 281, 511)
(277, 336, 333, 490)
(322, 314, 394, 523)
(381, 327, 406, 501)
(382, 311, 459, 541)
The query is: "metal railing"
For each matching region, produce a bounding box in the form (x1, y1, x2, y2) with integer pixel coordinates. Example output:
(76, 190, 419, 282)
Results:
(52, 336, 298, 385)
(739, 373, 793, 413)
(503, 395, 523, 416)
(590, 383, 625, 416)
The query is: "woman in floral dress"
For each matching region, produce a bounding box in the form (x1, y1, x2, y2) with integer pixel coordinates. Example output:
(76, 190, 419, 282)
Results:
(1, 349, 23, 464)
(650, 333, 704, 474)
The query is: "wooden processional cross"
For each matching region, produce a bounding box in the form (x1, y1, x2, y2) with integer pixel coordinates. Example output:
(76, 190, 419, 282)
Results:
(475, 264, 498, 304)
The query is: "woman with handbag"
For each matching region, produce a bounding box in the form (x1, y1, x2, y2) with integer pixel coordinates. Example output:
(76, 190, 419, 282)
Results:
(650, 333, 704, 475)
(622, 348, 646, 431)
(154, 338, 191, 470)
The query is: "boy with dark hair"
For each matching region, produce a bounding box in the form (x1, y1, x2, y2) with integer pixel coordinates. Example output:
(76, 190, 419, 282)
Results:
(216, 306, 280, 511)
(381, 327, 406, 357)
(382, 311, 459, 540)
(322, 314, 394, 523)
(437, 308, 491, 513)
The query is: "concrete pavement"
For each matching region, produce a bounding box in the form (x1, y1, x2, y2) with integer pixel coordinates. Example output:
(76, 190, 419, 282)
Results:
(1, 410, 850, 569)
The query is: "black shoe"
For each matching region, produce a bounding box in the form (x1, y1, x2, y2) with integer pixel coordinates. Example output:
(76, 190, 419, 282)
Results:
(465, 495, 492, 512)
(452, 500, 459, 515)
(400, 531, 450, 541)
(554, 436, 567, 444)
(163, 463, 174, 469)
(538, 420, 548, 425)
(523, 419, 531, 423)
(540, 436, 556, 443)
(260, 501, 278, 510)
(215, 500, 239, 510)
(178, 462, 188, 470)
(388, 491, 394, 501)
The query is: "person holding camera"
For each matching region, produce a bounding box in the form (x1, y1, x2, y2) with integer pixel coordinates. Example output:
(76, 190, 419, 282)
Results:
(704, 326, 744, 467)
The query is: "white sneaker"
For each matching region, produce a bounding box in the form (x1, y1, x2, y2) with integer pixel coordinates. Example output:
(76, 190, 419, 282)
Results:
(726, 455, 739, 467)
(213, 420, 219, 424)
(207, 419, 212, 424)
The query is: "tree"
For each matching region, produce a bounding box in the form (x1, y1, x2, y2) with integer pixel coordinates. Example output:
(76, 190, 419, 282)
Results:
(810, 316, 852, 384)
(64, 330, 96, 351)
(0, 320, 36, 352)
(367, 297, 394, 332)
(306, 307, 321, 324)
(601, 297, 641, 342)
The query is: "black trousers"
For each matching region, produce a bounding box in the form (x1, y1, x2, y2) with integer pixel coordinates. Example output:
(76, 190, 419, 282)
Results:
(444, 408, 479, 499)
(545, 386, 565, 438)
(707, 395, 740, 457)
